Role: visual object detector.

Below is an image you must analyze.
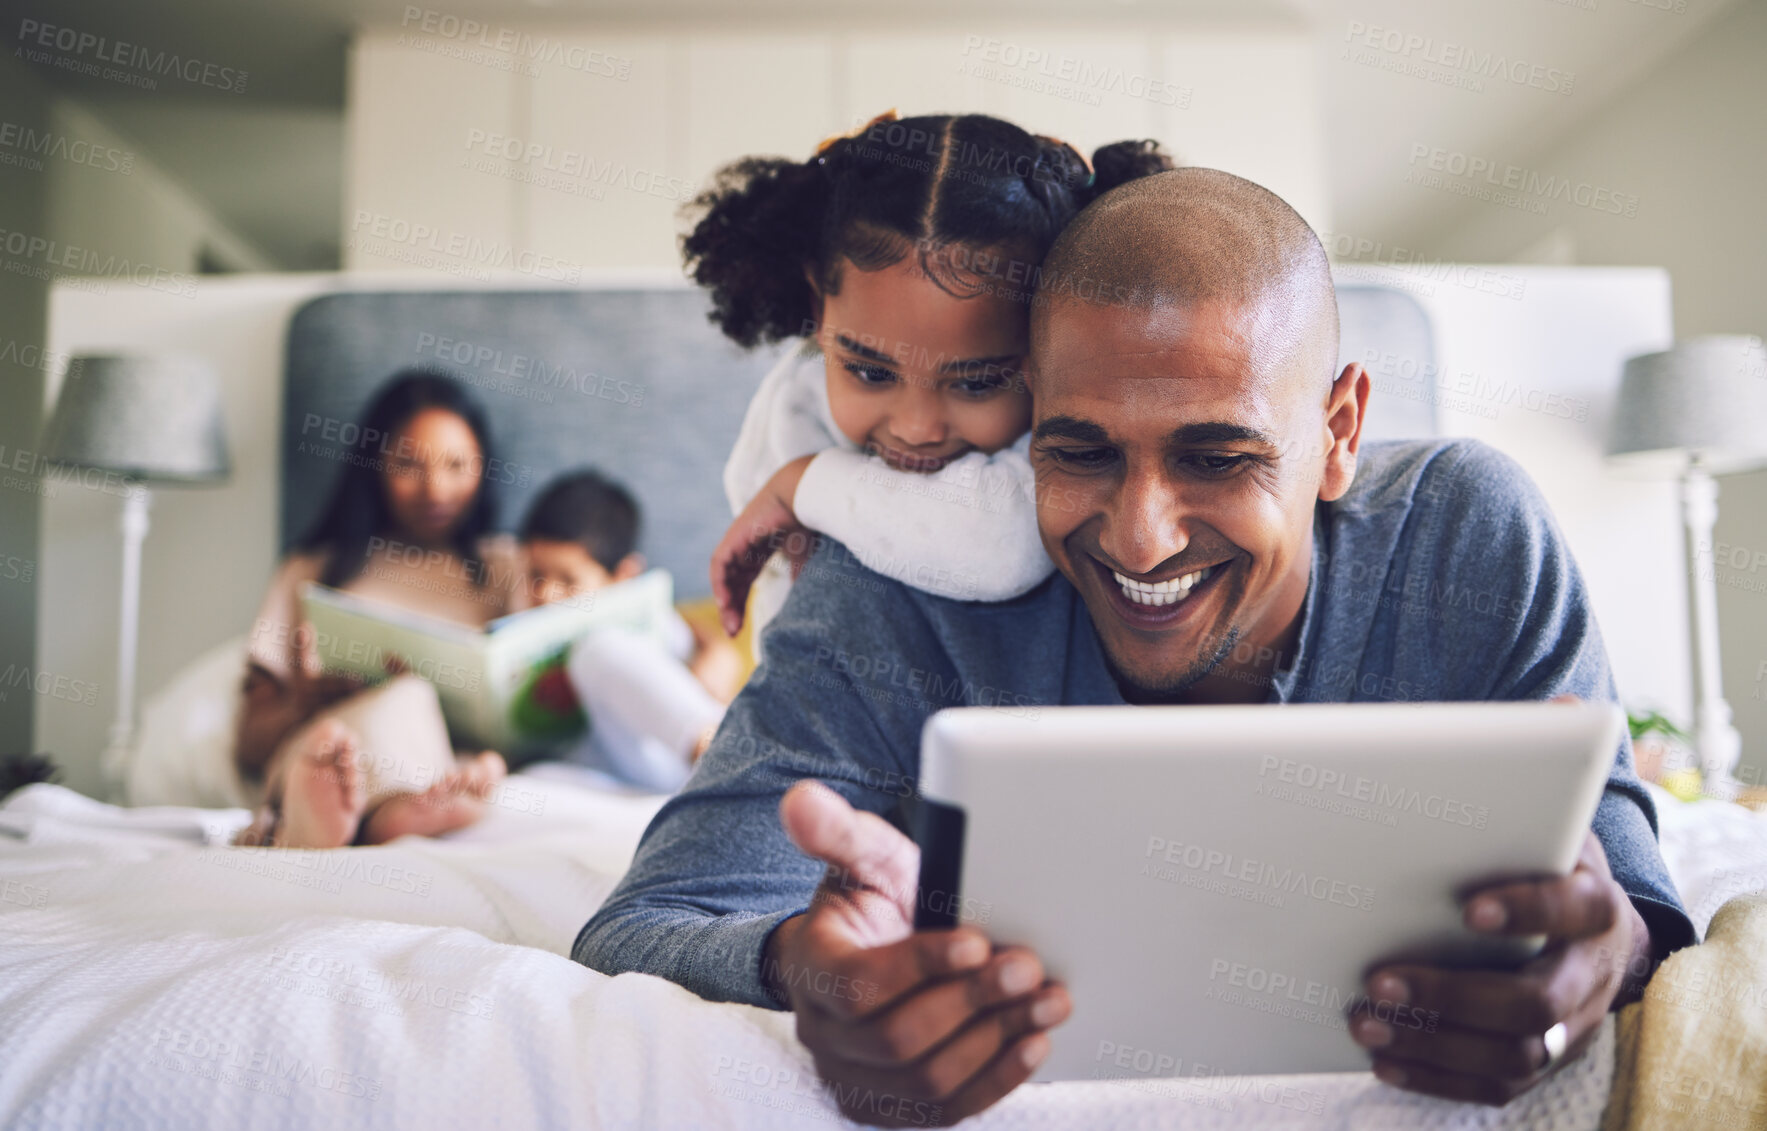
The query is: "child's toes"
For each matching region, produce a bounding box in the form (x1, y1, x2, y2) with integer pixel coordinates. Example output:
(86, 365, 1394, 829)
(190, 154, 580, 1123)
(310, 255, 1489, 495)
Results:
(334, 744, 366, 809)
(307, 717, 353, 756)
(423, 770, 468, 806)
(462, 752, 507, 797)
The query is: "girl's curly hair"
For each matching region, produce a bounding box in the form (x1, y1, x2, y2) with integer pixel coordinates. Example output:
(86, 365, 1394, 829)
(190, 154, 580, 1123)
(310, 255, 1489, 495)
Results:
(681, 114, 1176, 347)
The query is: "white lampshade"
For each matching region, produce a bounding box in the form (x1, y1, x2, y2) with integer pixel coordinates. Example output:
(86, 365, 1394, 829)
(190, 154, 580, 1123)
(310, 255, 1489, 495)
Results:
(41, 355, 231, 484)
(1607, 335, 1767, 476)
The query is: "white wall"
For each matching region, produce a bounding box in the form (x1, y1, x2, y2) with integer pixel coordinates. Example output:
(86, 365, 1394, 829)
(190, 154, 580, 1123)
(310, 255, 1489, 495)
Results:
(1407, 0, 1767, 781)
(343, 19, 1330, 275)
(46, 99, 277, 277)
(1339, 264, 1686, 726)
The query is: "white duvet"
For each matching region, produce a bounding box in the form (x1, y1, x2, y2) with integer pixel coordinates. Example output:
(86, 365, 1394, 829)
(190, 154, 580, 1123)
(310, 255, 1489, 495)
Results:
(2, 770, 1760, 1130)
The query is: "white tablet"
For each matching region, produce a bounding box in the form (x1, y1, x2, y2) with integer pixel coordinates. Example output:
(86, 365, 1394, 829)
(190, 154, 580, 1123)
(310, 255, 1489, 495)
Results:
(910, 701, 1621, 1082)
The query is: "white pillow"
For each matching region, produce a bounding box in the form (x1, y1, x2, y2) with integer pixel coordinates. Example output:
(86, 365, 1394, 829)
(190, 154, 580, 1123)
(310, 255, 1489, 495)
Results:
(120, 636, 254, 810)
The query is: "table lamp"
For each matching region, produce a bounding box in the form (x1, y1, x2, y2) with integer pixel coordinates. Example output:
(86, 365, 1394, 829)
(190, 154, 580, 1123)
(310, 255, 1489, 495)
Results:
(40, 354, 231, 779)
(1607, 334, 1767, 795)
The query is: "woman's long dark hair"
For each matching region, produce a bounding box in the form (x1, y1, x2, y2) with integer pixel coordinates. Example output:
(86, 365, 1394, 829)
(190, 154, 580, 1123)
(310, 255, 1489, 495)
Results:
(681, 113, 1175, 347)
(296, 370, 499, 588)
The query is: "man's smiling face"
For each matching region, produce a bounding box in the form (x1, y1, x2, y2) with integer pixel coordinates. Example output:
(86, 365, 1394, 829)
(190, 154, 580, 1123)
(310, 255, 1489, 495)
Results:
(1031, 294, 1360, 702)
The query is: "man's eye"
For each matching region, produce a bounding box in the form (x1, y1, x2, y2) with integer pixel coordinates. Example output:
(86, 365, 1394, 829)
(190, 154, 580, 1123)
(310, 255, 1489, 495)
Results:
(1047, 447, 1115, 470)
(1183, 453, 1251, 476)
(844, 363, 897, 387)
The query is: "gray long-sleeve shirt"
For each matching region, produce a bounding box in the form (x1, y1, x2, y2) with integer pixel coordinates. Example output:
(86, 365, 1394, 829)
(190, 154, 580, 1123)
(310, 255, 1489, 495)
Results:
(575, 438, 1697, 1008)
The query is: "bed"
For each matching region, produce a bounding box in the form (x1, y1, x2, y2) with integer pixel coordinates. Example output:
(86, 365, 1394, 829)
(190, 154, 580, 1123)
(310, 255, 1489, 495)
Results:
(2, 773, 1764, 1129)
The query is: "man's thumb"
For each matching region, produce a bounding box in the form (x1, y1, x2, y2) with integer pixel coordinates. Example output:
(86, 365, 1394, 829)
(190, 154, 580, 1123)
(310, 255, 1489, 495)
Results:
(779, 780, 913, 891)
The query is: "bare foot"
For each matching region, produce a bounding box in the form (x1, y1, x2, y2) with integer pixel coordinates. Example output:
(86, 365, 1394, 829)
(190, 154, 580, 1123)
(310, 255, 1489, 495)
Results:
(272, 718, 367, 849)
(358, 751, 507, 844)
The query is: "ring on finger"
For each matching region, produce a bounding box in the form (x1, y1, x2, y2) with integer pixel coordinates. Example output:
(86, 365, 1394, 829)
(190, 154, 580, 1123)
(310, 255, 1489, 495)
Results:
(1540, 1021, 1568, 1070)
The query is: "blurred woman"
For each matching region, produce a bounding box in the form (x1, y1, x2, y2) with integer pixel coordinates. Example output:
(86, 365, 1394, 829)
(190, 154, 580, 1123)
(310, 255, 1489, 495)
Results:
(234, 371, 522, 846)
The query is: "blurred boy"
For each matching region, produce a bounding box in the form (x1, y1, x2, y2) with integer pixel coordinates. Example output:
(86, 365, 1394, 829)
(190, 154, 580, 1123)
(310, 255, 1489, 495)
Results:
(521, 470, 742, 791)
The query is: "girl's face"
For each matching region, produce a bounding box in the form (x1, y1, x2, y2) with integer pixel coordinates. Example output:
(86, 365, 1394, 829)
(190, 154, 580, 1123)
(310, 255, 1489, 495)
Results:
(812, 252, 1031, 473)
(381, 407, 484, 546)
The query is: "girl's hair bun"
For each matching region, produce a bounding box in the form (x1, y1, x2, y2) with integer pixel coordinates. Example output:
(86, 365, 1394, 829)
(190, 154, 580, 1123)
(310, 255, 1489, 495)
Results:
(1090, 139, 1176, 194)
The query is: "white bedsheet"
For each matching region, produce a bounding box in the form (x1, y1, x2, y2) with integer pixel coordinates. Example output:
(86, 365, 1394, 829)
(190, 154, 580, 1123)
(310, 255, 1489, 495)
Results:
(5, 772, 1759, 1130)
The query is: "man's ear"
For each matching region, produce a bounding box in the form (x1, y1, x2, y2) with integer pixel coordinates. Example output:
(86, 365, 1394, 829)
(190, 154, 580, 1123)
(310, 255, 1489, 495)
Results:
(1318, 362, 1369, 503)
(612, 553, 646, 582)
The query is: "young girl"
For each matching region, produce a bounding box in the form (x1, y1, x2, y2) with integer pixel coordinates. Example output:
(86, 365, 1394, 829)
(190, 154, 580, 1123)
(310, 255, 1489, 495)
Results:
(697, 112, 1173, 635)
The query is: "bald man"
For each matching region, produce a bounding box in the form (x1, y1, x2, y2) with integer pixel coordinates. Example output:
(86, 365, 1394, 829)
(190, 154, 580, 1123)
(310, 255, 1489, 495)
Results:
(577, 169, 1693, 1124)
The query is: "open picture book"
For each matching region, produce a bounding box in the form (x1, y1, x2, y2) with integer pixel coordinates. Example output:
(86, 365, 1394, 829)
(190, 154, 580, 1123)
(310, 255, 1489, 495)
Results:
(299, 569, 677, 754)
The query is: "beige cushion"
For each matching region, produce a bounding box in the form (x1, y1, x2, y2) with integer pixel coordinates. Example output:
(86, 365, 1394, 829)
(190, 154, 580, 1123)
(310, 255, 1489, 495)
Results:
(1604, 892, 1767, 1129)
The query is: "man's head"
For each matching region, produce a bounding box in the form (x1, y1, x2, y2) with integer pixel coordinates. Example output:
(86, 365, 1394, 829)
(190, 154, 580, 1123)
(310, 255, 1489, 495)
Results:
(1028, 168, 1368, 702)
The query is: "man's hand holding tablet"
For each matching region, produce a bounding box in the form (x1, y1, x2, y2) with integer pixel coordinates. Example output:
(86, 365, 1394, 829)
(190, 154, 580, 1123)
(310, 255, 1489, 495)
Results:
(762, 781, 1073, 1127)
(1356, 829, 1650, 1105)
(771, 789, 1642, 1117)
(771, 699, 1651, 1117)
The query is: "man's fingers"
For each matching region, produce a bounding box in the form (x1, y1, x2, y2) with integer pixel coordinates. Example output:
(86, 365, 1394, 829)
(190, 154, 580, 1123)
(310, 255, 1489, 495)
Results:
(807, 947, 1063, 1060)
(886, 994, 1059, 1106)
(794, 918, 993, 1021)
(1367, 1056, 1541, 1107)
(1351, 1012, 1557, 1080)
(929, 1032, 1051, 1126)
(1366, 961, 1585, 1037)
(810, 999, 1059, 1126)
(1464, 867, 1618, 940)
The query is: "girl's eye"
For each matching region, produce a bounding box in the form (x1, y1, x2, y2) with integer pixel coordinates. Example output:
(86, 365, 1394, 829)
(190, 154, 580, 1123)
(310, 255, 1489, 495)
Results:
(1183, 453, 1251, 476)
(844, 362, 897, 387)
(1046, 447, 1115, 470)
(951, 373, 1013, 397)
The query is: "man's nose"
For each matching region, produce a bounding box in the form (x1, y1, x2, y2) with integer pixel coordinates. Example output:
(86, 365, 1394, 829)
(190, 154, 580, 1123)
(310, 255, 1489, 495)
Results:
(1099, 470, 1188, 575)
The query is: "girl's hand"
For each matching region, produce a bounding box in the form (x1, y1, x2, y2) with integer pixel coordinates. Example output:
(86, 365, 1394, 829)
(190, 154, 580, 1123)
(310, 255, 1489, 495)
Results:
(711, 455, 816, 636)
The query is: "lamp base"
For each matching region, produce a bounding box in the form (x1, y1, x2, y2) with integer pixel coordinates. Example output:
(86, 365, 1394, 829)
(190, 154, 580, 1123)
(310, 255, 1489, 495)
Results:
(1697, 714, 1744, 802)
(1682, 463, 1743, 801)
(98, 485, 150, 803)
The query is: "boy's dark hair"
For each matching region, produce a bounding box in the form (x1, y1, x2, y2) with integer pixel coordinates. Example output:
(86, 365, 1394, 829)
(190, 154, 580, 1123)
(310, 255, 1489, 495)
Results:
(520, 469, 641, 572)
(681, 113, 1175, 347)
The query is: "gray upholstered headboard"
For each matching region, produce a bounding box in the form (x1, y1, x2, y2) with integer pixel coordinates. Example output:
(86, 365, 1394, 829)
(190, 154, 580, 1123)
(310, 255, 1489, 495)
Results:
(1334, 280, 1437, 441)
(281, 282, 1434, 599)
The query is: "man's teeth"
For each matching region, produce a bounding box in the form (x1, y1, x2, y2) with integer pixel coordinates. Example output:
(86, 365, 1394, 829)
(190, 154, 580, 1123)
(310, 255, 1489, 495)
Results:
(1112, 566, 1215, 606)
